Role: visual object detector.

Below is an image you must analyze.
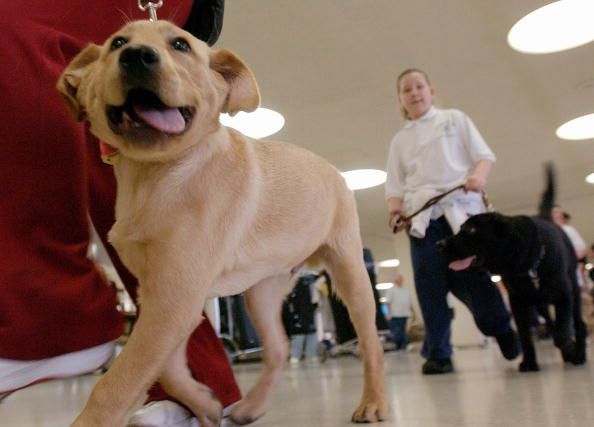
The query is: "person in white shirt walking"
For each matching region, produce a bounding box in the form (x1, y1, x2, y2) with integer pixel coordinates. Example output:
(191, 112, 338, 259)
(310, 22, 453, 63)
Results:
(385, 68, 520, 375)
(384, 274, 413, 350)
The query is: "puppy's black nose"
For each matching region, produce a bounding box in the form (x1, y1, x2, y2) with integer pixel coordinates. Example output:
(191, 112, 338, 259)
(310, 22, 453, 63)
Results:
(119, 45, 160, 77)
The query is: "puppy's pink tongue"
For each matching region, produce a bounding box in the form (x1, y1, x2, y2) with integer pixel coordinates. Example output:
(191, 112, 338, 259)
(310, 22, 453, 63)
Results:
(448, 256, 476, 271)
(134, 105, 185, 134)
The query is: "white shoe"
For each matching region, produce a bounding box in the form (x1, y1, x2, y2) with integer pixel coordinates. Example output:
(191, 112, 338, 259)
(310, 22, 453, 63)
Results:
(127, 400, 236, 427)
(0, 341, 115, 395)
(127, 401, 199, 427)
(289, 357, 300, 365)
(305, 356, 319, 365)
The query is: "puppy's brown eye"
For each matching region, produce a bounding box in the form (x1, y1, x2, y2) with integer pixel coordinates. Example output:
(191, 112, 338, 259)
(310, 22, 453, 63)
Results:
(171, 37, 191, 52)
(110, 37, 128, 51)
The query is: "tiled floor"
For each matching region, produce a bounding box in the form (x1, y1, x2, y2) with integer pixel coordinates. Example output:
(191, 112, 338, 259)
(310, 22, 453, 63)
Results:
(2, 340, 593, 426)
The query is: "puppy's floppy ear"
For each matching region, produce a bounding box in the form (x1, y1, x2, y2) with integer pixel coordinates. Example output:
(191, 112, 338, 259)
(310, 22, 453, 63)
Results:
(209, 49, 260, 116)
(56, 44, 101, 121)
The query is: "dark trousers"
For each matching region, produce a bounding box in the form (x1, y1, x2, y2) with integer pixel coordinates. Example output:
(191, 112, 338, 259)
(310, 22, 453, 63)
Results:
(409, 217, 512, 360)
(388, 317, 409, 349)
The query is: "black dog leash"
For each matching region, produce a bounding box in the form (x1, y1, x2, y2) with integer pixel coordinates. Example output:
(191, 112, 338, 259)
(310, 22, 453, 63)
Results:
(392, 185, 465, 233)
(392, 184, 493, 234)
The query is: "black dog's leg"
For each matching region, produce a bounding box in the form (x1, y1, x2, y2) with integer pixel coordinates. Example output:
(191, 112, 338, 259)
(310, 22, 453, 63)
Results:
(509, 294, 539, 372)
(569, 270, 587, 365)
(551, 293, 576, 363)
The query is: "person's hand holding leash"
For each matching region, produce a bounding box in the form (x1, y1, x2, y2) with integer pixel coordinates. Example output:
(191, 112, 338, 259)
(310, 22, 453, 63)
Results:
(464, 159, 493, 193)
(464, 174, 486, 192)
(389, 210, 407, 233)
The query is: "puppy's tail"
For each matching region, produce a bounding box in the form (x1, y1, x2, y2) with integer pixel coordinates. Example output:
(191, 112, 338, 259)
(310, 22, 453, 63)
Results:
(538, 162, 556, 221)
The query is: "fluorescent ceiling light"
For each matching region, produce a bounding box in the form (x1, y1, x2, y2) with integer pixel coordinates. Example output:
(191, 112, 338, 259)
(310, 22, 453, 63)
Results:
(556, 113, 594, 140)
(220, 107, 285, 139)
(341, 169, 386, 190)
(585, 173, 594, 184)
(378, 259, 400, 268)
(375, 282, 394, 290)
(491, 275, 502, 283)
(508, 0, 594, 54)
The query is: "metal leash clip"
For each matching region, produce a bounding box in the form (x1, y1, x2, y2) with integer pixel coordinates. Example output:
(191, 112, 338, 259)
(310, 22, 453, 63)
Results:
(138, 0, 163, 22)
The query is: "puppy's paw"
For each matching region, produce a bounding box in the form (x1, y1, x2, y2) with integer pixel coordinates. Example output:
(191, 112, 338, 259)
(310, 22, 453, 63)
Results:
(351, 398, 388, 423)
(229, 394, 268, 425)
(519, 360, 540, 372)
(183, 385, 223, 427)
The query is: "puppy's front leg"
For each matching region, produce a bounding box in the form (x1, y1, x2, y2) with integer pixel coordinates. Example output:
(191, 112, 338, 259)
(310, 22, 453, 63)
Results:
(71, 248, 216, 426)
(157, 337, 223, 427)
(230, 274, 293, 425)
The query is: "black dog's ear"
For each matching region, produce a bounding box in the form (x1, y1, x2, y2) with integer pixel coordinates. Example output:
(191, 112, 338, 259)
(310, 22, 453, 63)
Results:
(56, 44, 101, 121)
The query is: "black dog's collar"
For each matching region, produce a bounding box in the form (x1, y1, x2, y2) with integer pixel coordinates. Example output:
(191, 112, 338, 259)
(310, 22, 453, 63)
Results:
(528, 244, 546, 280)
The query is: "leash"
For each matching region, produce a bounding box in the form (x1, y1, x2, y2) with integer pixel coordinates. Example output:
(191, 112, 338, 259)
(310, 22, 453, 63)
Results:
(138, 0, 163, 21)
(392, 185, 493, 234)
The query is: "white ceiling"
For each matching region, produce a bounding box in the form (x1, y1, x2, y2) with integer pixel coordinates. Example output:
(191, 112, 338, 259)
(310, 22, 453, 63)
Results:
(216, 0, 594, 278)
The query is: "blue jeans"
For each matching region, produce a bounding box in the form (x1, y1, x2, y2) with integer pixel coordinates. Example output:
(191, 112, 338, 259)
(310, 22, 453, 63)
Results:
(290, 333, 318, 360)
(388, 317, 409, 349)
(409, 217, 512, 360)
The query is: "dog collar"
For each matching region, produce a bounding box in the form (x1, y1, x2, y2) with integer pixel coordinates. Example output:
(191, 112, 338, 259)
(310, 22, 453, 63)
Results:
(99, 140, 120, 165)
(528, 244, 546, 280)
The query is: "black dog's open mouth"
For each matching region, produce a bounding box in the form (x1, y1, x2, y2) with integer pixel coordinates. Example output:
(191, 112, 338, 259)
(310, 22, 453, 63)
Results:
(107, 89, 195, 136)
(448, 255, 484, 271)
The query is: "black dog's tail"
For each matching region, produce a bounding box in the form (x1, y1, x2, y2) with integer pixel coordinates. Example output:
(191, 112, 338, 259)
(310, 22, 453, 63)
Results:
(538, 162, 556, 221)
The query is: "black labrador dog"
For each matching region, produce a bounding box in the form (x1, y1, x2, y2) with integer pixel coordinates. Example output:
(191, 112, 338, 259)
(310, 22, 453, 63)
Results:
(439, 165, 587, 372)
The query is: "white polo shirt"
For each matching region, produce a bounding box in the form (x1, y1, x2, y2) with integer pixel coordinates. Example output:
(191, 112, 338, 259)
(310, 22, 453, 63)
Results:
(385, 107, 496, 219)
(384, 285, 412, 318)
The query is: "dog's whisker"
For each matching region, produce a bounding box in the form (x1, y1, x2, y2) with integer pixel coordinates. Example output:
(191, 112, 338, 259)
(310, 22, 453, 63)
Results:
(115, 7, 133, 26)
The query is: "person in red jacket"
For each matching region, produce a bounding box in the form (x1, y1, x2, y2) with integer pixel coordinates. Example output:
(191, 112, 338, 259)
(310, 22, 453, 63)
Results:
(0, 1, 240, 424)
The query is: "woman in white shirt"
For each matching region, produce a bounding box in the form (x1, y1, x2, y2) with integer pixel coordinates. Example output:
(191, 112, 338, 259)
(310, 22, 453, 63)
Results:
(385, 69, 519, 375)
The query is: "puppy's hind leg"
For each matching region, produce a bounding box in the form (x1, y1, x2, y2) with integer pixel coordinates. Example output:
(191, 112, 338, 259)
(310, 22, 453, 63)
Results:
(229, 274, 293, 425)
(322, 242, 387, 423)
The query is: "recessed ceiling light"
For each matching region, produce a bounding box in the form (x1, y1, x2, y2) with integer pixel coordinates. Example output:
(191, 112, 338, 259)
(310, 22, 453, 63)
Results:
(341, 169, 386, 190)
(219, 107, 285, 139)
(508, 0, 594, 54)
(556, 113, 594, 140)
(585, 173, 594, 184)
(375, 282, 394, 291)
(378, 259, 400, 268)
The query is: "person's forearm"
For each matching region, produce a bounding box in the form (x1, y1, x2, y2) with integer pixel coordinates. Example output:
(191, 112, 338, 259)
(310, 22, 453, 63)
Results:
(472, 159, 494, 181)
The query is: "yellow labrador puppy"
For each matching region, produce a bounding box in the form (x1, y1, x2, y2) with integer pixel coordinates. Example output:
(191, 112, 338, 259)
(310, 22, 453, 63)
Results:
(58, 20, 386, 427)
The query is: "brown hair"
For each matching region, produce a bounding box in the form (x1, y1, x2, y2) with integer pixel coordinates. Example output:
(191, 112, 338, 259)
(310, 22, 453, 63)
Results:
(396, 68, 431, 120)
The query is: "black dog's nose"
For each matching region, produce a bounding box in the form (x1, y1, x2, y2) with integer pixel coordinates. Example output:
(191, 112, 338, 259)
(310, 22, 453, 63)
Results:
(119, 46, 160, 77)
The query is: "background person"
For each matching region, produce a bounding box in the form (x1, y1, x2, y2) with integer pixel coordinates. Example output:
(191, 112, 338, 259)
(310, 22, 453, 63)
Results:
(385, 68, 520, 375)
(383, 274, 414, 350)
